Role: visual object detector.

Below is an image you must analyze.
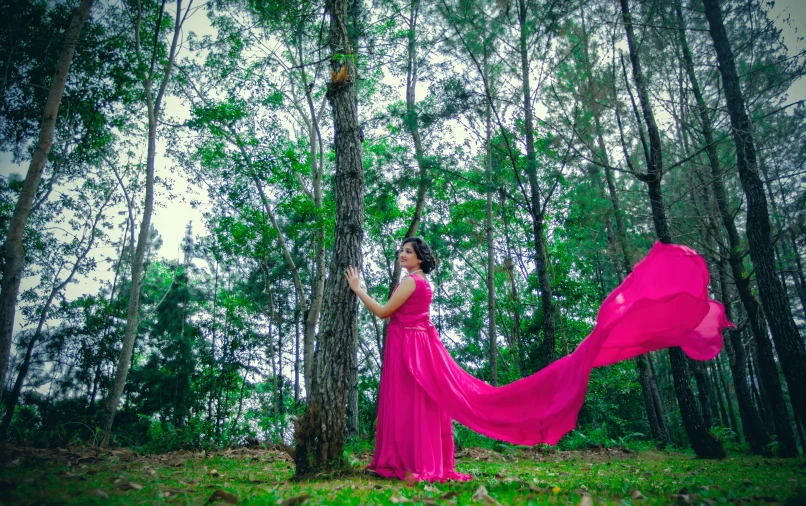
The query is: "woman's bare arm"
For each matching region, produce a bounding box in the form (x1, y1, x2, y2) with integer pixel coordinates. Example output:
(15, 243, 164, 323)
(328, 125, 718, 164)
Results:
(345, 266, 416, 319)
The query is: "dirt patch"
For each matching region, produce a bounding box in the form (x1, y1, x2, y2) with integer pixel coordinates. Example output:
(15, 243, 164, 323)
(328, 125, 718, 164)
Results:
(512, 446, 635, 463)
(0, 443, 295, 472)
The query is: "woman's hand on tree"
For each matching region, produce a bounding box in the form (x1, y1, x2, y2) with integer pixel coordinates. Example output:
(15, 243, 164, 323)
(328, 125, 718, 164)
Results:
(345, 266, 362, 293)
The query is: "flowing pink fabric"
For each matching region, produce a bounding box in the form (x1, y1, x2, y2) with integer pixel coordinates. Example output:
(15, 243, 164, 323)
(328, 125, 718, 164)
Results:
(367, 243, 731, 483)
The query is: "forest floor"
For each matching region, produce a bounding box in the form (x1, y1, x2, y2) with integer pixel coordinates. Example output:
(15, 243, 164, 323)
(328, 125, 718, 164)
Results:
(0, 443, 803, 505)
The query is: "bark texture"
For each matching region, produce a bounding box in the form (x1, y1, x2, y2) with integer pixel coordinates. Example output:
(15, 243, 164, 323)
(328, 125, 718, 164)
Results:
(294, 0, 365, 476)
(674, 0, 778, 455)
(701, 0, 806, 445)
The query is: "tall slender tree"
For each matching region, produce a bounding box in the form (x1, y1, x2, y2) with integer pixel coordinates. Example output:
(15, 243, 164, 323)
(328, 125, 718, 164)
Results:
(673, 0, 784, 455)
(701, 0, 806, 437)
(0, 0, 96, 391)
(618, 0, 724, 458)
(101, 0, 193, 446)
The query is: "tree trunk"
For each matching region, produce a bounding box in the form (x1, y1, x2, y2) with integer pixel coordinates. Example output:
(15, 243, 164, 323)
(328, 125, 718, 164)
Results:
(484, 51, 498, 387)
(518, 0, 555, 370)
(294, 0, 365, 476)
(701, 0, 806, 445)
(500, 191, 524, 376)
(714, 355, 739, 436)
(347, 341, 359, 439)
(579, 8, 669, 444)
(690, 358, 716, 429)
(295, 301, 301, 406)
(619, 0, 724, 458)
(710, 362, 730, 429)
(0, 0, 95, 390)
(674, 0, 792, 456)
(101, 0, 188, 447)
(295, 35, 326, 397)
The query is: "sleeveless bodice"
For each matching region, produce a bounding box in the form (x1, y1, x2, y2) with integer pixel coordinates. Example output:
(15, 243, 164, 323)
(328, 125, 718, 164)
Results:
(389, 274, 432, 328)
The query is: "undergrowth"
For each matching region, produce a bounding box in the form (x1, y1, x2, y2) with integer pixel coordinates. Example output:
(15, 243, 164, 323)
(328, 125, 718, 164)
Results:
(1, 443, 803, 505)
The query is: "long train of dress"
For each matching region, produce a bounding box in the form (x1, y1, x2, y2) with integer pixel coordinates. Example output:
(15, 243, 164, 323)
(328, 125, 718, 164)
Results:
(367, 242, 731, 482)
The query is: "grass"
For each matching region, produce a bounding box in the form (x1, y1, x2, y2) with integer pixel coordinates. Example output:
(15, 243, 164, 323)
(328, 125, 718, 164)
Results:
(0, 443, 804, 505)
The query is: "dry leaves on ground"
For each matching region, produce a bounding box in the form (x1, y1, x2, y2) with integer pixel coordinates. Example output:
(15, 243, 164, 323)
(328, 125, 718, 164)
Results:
(278, 494, 310, 506)
(90, 488, 108, 499)
(116, 481, 143, 491)
(577, 495, 593, 506)
(472, 484, 503, 506)
(208, 489, 238, 504)
(631, 489, 646, 500)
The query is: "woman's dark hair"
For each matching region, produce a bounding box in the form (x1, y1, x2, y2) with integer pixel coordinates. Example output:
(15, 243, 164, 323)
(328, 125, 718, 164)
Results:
(402, 237, 437, 274)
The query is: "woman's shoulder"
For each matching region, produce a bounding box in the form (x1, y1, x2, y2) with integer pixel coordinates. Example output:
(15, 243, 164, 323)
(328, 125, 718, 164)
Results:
(409, 273, 431, 289)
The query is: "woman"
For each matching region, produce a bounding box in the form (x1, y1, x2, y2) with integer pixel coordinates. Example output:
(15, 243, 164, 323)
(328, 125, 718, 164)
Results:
(345, 237, 730, 483)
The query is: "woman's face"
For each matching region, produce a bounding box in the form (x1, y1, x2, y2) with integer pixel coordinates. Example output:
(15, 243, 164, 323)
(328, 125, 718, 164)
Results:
(399, 243, 422, 272)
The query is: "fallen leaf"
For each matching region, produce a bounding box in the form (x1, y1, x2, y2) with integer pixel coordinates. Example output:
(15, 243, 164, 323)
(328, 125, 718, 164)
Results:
(91, 489, 108, 499)
(278, 494, 310, 506)
(440, 491, 460, 499)
(414, 498, 437, 506)
(577, 495, 593, 506)
(424, 484, 441, 494)
(472, 485, 502, 505)
(502, 477, 521, 484)
(631, 490, 646, 500)
(671, 493, 692, 504)
(117, 481, 143, 491)
(208, 489, 238, 504)
(210, 469, 220, 477)
(390, 495, 412, 504)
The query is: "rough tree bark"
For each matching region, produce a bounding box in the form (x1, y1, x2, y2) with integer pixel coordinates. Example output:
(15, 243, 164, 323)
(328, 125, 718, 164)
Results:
(701, 0, 806, 448)
(294, 0, 365, 476)
(101, 0, 190, 446)
(674, 0, 785, 456)
(0, 0, 95, 391)
(619, 0, 724, 458)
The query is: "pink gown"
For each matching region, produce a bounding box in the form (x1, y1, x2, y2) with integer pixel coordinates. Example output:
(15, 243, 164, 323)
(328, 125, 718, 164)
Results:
(367, 242, 732, 483)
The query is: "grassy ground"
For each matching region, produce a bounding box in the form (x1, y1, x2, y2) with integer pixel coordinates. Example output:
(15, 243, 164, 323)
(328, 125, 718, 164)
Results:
(0, 443, 803, 505)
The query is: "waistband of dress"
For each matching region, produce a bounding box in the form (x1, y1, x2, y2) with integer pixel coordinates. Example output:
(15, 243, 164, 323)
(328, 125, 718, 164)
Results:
(389, 319, 434, 331)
